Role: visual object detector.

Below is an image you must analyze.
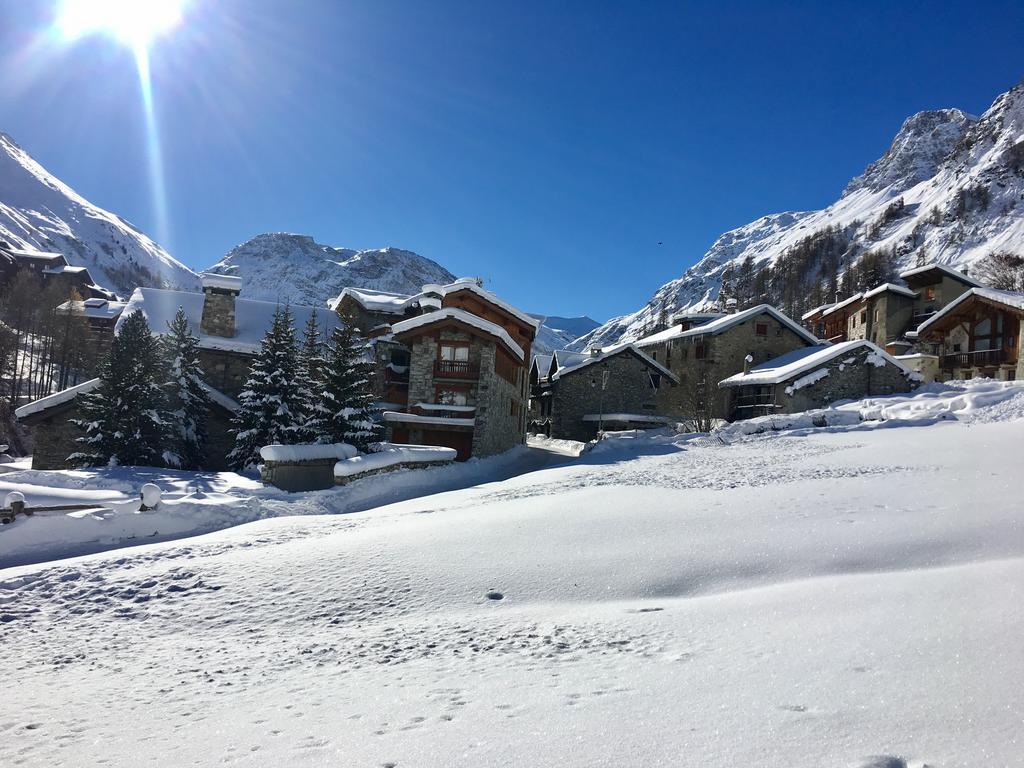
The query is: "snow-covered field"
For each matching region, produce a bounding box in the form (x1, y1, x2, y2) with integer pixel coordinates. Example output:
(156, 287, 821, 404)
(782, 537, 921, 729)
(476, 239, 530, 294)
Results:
(2, 382, 1023, 767)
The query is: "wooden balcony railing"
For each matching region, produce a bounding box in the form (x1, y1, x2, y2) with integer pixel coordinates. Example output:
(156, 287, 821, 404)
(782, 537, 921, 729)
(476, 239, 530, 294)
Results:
(940, 348, 1008, 369)
(434, 360, 479, 379)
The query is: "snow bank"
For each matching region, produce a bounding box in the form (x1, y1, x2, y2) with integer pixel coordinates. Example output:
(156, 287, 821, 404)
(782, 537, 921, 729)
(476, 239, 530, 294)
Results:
(715, 409, 862, 440)
(837, 378, 1024, 424)
(334, 443, 456, 478)
(259, 443, 357, 462)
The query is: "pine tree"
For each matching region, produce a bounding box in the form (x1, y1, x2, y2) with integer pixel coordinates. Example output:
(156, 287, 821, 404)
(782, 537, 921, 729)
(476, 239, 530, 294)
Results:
(294, 309, 329, 443)
(70, 310, 173, 467)
(162, 307, 209, 469)
(321, 313, 381, 451)
(227, 306, 307, 469)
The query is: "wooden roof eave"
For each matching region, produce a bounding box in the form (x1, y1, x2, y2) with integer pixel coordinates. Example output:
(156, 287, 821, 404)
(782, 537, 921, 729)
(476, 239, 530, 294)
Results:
(392, 318, 524, 362)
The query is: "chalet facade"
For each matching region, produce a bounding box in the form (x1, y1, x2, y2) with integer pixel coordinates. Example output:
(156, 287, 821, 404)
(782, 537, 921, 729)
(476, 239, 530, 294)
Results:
(0, 242, 116, 301)
(802, 263, 980, 353)
(16, 274, 343, 470)
(528, 344, 677, 440)
(636, 305, 819, 421)
(333, 279, 537, 460)
(54, 298, 127, 358)
(916, 287, 1024, 381)
(719, 340, 918, 418)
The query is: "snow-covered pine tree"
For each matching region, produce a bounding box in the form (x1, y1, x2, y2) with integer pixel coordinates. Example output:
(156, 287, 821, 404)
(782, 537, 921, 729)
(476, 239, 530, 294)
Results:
(321, 312, 381, 451)
(70, 310, 174, 467)
(227, 306, 307, 469)
(292, 309, 329, 443)
(162, 307, 209, 469)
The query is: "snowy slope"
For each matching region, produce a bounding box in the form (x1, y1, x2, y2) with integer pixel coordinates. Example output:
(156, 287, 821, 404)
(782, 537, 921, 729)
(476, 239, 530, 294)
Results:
(574, 82, 1024, 350)
(529, 313, 601, 354)
(2, 406, 1023, 767)
(0, 132, 198, 295)
(204, 233, 457, 306)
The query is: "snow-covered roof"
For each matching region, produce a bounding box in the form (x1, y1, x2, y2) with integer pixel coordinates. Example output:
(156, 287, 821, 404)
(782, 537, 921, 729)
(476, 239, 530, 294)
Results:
(863, 282, 917, 300)
(898, 262, 982, 288)
(200, 273, 243, 292)
(4, 248, 63, 262)
(332, 279, 539, 331)
(14, 378, 99, 419)
(382, 411, 476, 427)
(117, 288, 344, 355)
(800, 303, 835, 321)
(56, 299, 127, 320)
(442, 279, 540, 330)
(671, 311, 725, 324)
(552, 349, 588, 372)
(390, 307, 525, 360)
(42, 264, 88, 275)
(637, 305, 819, 346)
(531, 354, 553, 379)
(200, 382, 240, 413)
(551, 343, 678, 384)
(821, 293, 864, 317)
(917, 287, 1024, 334)
(718, 340, 911, 387)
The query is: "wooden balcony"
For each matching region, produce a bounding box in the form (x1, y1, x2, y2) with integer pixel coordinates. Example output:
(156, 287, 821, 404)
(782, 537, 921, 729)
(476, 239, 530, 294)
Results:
(940, 348, 1009, 369)
(434, 360, 479, 379)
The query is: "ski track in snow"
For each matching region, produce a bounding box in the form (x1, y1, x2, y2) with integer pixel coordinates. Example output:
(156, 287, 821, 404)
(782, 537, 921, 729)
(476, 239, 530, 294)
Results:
(2, 420, 1023, 767)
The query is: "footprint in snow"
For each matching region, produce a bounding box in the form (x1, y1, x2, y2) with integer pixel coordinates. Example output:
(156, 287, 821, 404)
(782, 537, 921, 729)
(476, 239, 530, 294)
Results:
(485, 591, 504, 601)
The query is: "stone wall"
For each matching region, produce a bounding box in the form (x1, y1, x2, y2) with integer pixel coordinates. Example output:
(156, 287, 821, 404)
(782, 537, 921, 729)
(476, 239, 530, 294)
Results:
(198, 349, 252, 399)
(647, 312, 811, 421)
(261, 458, 338, 492)
(200, 289, 237, 337)
(779, 347, 916, 413)
(472, 344, 526, 456)
(549, 351, 662, 442)
(31, 408, 84, 470)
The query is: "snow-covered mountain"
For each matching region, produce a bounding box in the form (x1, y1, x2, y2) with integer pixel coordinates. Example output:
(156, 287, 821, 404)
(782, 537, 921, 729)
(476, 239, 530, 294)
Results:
(205, 233, 457, 306)
(529, 314, 602, 355)
(573, 82, 1024, 351)
(0, 132, 198, 296)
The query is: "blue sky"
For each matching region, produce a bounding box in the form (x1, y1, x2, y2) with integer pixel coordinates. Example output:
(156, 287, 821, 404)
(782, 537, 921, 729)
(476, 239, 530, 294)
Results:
(1, 1, 1022, 321)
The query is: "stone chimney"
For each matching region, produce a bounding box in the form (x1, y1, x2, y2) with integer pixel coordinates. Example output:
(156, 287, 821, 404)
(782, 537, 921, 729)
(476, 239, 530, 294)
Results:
(743, 354, 753, 374)
(589, 347, 602, 358)
(200, 273, 242, 338)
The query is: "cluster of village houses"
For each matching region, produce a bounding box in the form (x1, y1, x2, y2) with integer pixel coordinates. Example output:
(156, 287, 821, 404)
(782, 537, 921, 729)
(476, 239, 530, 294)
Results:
(11, 248, 1024, 471)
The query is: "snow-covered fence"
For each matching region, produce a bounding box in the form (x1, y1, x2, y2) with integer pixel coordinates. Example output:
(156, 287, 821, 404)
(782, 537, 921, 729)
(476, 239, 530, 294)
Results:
(334, 444, 457, 485)
(259, 443, 359, 492)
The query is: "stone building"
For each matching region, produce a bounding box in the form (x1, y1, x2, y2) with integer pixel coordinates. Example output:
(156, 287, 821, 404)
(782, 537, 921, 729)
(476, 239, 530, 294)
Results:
(15, 274, 342, 469)
(718, 340, 918, 418)
(0, 242, 117, 300)
(337, 279, 538, 460)
(54, 297, 127, 358)
(636, 304, 820, 422)
(916, 287, 1024, 381)
(529, 344, 677, 441)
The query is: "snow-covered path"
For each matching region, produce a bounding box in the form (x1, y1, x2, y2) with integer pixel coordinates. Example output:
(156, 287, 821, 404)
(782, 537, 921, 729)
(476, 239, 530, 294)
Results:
(2, 420, 1022, 767)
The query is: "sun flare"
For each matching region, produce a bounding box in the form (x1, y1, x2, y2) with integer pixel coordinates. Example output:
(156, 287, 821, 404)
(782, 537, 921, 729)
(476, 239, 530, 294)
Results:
(56, 0, 185, 49)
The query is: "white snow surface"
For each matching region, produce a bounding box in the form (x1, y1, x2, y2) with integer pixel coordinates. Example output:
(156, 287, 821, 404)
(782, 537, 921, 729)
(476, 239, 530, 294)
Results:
(259, 443, 358, 462)
(117, 287, 345, 354)
(334, 444, 457, 477)
(382, 411, 476, 427)
(720, 341, 910, 387)
(0, 132, 198, 295)
(573, 83, 1024, 351)
(2, 384, 1023, 766)
(13, 378, 99, 419)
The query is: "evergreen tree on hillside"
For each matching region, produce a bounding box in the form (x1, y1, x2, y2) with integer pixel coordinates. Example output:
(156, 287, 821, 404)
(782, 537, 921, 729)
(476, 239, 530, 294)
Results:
(163, 307, 209, 469)
(321, 313, 381, 451)
(227, 306, 306, 469)
(70, 310, 173, 467)
(293, 310, 329, 443)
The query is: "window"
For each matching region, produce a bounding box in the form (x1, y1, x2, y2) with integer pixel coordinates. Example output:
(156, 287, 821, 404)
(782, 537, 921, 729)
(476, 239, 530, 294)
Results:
(925, 287, 936, 301)
(860, 310, 867, 324)
(437, 388, 468, 406)
(971, 314, 1003, 352)
(695, 343, 707, 360)
(440, 344, 469, 362)
(666, 348, 672, 368)
(874, 309, 879, 323)
(755, 322, 768, 337)
(952, 343, 962, 353)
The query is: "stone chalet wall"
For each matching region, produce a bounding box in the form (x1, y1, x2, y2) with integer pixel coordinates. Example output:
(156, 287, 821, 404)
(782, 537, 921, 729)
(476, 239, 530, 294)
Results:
(647, 312, 811, 421)
(778, 347, 916, 414)
(550, 352, 662, 442)
(31, 407, 85, 470)
(472, 343, 526, 456)
(199, 348, 252, 400)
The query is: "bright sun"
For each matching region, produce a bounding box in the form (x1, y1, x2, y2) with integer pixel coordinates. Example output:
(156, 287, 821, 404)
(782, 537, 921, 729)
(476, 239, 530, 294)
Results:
(56, 0, 185, 49)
